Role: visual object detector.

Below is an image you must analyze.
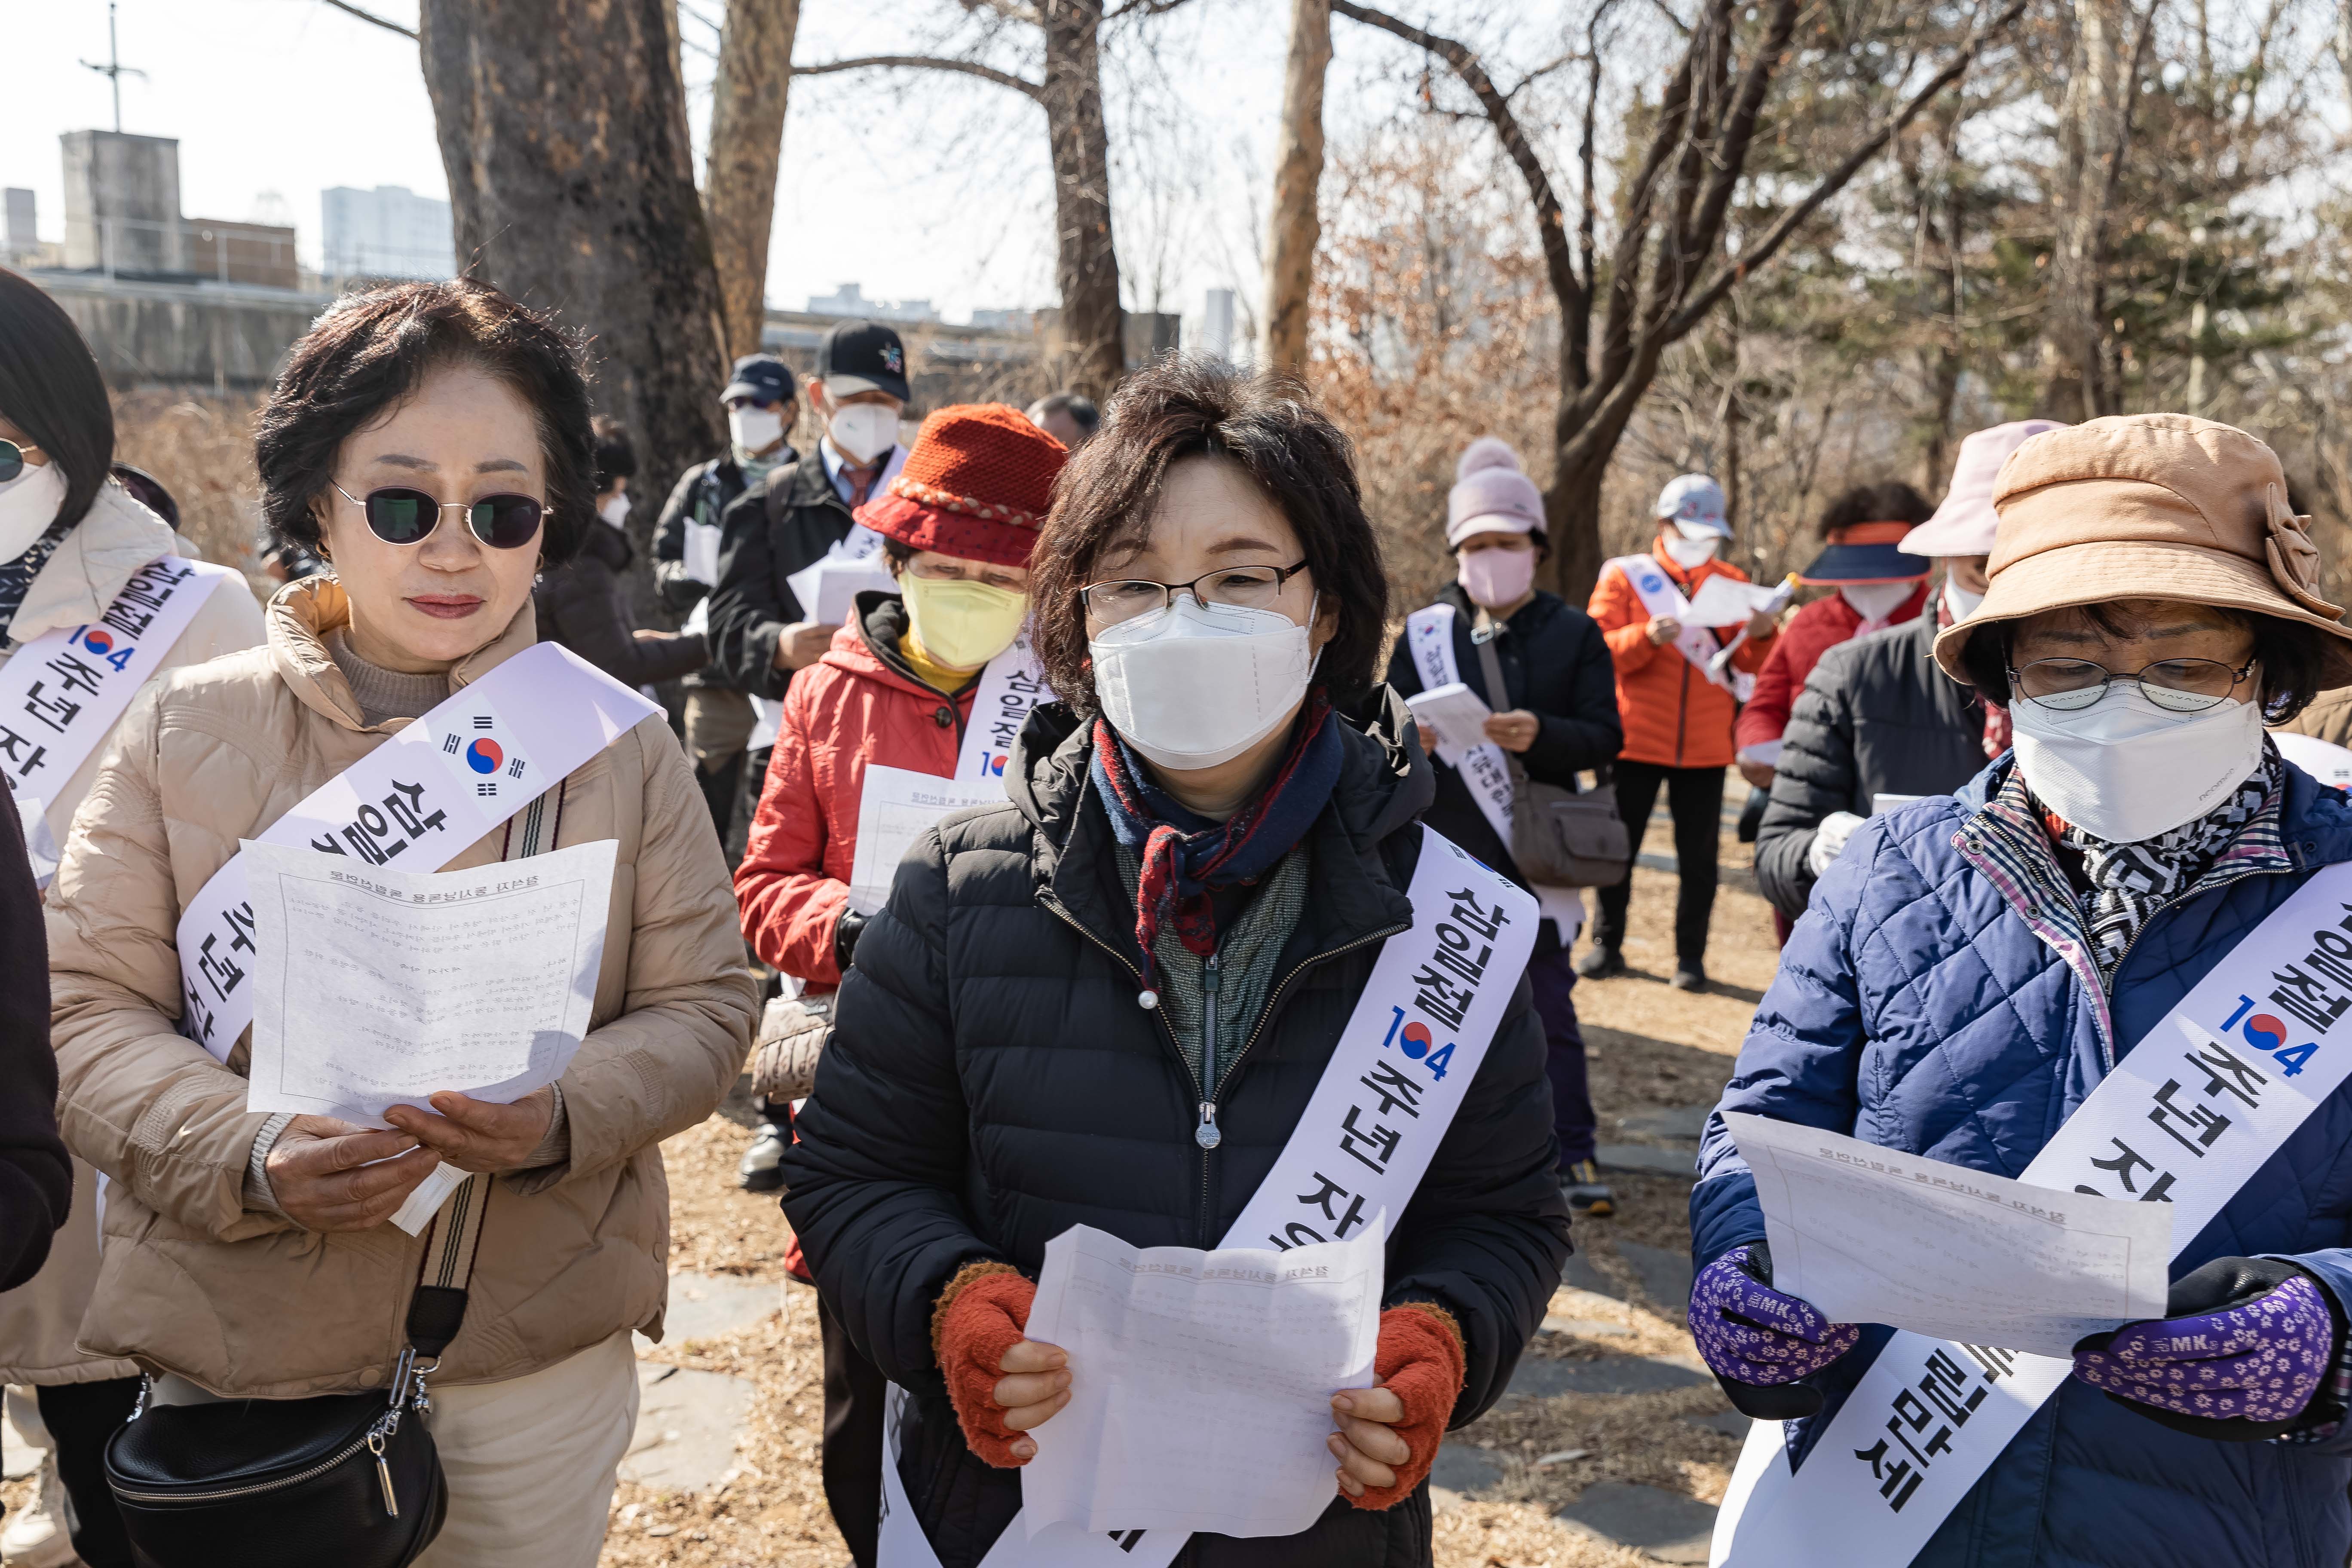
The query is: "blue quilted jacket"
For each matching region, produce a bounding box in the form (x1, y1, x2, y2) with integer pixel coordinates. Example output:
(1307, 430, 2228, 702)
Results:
(1693, 756, 2352, 1568)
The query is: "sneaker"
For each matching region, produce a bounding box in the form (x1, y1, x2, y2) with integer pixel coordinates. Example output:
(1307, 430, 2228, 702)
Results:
(1573, 945, 1626, 980)
(1, 1453, 79, 1567)
(738, 1121, 786, 1193)
(1670, 963, 1708, 993)
(1561, 1160, 1614, 1219)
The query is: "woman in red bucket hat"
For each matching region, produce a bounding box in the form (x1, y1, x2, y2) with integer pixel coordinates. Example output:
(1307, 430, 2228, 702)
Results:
(734, 401, 1066, 1567)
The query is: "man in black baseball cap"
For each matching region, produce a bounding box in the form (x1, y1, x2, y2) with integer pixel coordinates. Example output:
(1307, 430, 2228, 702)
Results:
(652, 352, 802, 845)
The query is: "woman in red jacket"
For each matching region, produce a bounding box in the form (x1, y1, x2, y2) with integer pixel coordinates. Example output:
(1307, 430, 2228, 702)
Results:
(734, 403, 1067, 1568)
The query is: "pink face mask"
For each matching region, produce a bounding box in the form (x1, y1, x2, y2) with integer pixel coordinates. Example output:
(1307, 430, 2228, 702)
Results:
(1458, 544, 1537, 609)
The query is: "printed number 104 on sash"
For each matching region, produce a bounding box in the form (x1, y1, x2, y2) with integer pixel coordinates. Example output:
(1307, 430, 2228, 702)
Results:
(2220, 995, 2318, 1078)
(1381, 1007, 1455, 1081)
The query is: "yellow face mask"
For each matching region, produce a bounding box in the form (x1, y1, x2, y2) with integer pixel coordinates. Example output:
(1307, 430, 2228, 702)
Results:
(900, 570, 1029, 673)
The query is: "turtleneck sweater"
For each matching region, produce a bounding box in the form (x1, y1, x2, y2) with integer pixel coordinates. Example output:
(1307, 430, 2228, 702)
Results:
(326, 628, 450, 727)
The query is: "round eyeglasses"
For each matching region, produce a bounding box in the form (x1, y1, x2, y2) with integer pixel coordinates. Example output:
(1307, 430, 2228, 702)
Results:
(2009, 656, 2257, 714)
(1081, 560, 1310, 625)
(331, 481, 546, 551)
(0, 441, 44, 485)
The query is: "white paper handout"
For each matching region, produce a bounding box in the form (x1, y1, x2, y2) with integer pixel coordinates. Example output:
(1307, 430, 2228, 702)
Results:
(846, 764, 1004, 916)
(1681, 575, 1781, 628)
(245, 837, 617, 1127)
(1724, 1112, 2171, 1357)
(1403, 681, 1493, 759)
(1020, 1220, 1383, 1540)
(786, 523, 894, 626)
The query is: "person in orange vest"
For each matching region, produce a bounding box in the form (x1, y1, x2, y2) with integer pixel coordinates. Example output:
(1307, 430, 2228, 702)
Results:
(1580, 474, 1779, 990)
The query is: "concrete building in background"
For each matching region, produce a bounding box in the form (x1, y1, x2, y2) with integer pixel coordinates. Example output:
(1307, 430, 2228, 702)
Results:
(55, 129, 295, 288)
(807, 282, 936, 324)
(321, 185, 454, 280)
(1200, 288, 1237, 362)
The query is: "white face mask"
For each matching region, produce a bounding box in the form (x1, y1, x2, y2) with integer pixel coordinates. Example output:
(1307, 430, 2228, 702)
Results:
(597, 493, 630, 529)
(0, 459, 66, 561)
(1943, 576, 1985, 622)
(728, 404, 784, 457)
(2009, 685, 2266, 843)
(1090, 594, 1318, 771)
(1662, 524, 1720, 570)
(1839, 582, 1917, 623)
(827, 403, 898, 466)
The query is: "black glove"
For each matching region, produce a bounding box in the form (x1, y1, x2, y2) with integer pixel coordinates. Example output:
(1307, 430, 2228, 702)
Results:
(833, 908, 869, 974)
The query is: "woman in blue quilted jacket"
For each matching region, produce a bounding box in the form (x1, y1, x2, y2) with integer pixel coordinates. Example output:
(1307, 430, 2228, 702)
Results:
(1692, 415, 2352, 1568)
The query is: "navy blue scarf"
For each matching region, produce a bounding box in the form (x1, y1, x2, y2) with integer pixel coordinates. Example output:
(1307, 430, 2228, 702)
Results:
(1089, 698, 1342, 995)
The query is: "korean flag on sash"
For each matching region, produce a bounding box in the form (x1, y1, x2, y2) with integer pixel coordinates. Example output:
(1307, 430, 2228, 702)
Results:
(426, 696, 536, 802)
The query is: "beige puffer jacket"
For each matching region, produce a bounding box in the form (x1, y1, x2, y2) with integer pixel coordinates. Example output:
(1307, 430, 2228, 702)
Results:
(0, 480, 266, 1388)
(46, 575, 757, 1398)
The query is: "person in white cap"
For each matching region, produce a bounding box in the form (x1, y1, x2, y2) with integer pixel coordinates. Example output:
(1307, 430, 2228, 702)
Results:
(1581, 473, 1779, 990)
(1387, 437, 1624, 1217)
(1750, 420, 2064, 922)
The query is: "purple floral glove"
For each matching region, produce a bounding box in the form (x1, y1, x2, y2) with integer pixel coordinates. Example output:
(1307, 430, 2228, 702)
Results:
(2073, 1257, 2339, 1439)
(1689, 1243, 1861, 1416)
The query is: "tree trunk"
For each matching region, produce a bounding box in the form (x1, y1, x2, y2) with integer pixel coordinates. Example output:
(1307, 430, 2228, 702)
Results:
(706, 0, 802, 361)
(1261, 0, 1331, 374)
(419, 0, 728, 625)
(2042, 0, 2129, 420)
(1040, 0, 1125, 397)
(1544, 458, 1609, 609)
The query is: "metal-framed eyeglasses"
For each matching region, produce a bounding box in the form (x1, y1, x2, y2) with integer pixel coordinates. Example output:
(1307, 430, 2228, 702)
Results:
(2008, 655, 2258, 714)
(330, 480, 546, 551)
(0, 441, 44, 485)
(1081, 560, 1311, 625)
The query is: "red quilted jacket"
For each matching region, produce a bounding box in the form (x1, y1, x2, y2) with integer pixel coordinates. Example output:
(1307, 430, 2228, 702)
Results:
(735, 594, 977, 990)
(1733, 582, 1929, 756)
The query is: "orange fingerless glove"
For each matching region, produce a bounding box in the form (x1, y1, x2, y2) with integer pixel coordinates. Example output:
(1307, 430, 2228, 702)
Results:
(932, 1261, 1035, 1468)
(1347, 1302, 1468, 1511)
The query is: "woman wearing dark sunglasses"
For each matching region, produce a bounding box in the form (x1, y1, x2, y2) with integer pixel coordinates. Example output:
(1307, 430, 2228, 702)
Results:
(42, 278, 755, 1567)
(0, 267, 266, 1568)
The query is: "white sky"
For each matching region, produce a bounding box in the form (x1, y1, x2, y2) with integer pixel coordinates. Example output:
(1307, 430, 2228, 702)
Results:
(3, 0, 1548, 332)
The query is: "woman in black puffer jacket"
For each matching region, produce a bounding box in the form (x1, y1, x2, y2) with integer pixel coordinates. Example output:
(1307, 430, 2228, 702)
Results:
(779, 361, 1570, 1568)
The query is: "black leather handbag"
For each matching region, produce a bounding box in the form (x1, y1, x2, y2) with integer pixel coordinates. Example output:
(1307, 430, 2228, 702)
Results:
(1472, 634, 1629, 888)
(104, 1174, 491, 1568)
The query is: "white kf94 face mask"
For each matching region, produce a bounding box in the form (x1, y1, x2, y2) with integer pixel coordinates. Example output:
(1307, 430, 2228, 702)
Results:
(0, 459, 67, 562)
(2009, 683, 2266, 844)
(1090, 594, 1318, 770)
(827, 404, 898, 466)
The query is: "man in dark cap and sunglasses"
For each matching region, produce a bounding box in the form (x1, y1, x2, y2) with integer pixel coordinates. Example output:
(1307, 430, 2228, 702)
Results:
(653, 353, 802, 843)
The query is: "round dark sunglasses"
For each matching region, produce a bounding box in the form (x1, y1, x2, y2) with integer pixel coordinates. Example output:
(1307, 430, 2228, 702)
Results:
(0, 440, 43, 485)
(331, 481, 545, 550)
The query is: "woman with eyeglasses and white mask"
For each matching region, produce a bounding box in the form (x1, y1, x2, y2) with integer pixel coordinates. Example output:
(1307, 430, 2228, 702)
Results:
(1691, 416, 2352, 1568)
(0, 267, 266, 1568)
(43, 279, 755, 1566)
(779, 361, 1569, 1567)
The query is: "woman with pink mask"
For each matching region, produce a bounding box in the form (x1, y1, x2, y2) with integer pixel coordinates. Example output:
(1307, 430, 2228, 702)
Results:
(1387, 438, 1624, 1218)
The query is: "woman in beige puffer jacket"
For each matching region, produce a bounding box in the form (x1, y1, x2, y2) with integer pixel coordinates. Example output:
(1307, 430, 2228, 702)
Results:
(43, 279, 756, 1568)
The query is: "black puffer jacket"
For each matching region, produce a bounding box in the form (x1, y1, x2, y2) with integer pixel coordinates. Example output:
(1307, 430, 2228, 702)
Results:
(779, 693, 1571, 1568)
(1753, 610, 1990, 921)
(1383, 586, 1621, 949)
(705, 456, 861, 700)
(530, 521, 709, 687)
(0, 780, 69, 1292)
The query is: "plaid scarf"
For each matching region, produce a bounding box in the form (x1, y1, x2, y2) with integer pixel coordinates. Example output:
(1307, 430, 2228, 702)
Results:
(2053, 748, 2284, 974)
(0, 511, 78, 648)
(1089, 698, 1342, 996)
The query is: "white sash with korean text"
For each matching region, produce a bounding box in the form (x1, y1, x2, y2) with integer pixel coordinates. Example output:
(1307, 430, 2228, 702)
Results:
(955, 628, 1053, 782)
(172, 641, 660, 1063)
(1605, 554, 1754, 702)
(0, 554, 238, 869)
(1402, 603, 1580, 935)
(876, 830, 1539, 1568)
(1710, 859, 2352, 1567)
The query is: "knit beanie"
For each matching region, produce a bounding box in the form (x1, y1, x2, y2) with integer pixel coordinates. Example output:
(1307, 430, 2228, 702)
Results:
(1445, 438, 1546, 547)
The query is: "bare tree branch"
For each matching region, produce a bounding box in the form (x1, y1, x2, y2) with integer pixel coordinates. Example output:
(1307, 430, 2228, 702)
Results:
(957, 0, 1044, 23)
(788, 54, 1044, 99)
(1105, 0, 1201, 18)
(1663, 0, 2031, 339)
(1647, 0, 1692, 35)
(318, 0, 416, 40)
